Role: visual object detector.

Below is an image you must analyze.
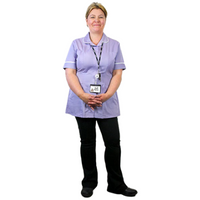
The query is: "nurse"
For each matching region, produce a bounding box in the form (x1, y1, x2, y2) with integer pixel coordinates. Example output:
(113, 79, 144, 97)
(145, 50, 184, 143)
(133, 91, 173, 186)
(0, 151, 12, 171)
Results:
(63, 2, 137, 198)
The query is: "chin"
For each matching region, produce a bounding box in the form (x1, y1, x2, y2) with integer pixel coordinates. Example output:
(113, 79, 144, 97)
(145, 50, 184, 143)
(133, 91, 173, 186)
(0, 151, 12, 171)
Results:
(92, 28, 103, 32)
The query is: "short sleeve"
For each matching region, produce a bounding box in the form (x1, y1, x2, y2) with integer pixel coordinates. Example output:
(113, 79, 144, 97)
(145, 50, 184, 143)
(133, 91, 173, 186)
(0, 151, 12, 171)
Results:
(63, 41, 77, 70)
(114, 44, 126, 70)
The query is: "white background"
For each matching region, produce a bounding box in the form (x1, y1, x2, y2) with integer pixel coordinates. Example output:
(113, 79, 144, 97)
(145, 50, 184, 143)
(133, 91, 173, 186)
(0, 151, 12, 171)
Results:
(0, 0, 200, 199)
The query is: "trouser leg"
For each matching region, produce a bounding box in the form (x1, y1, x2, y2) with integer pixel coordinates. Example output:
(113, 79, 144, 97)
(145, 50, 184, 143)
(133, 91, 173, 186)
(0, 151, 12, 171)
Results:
(97, 117, 127, 193)
(75, 117, 98, 189)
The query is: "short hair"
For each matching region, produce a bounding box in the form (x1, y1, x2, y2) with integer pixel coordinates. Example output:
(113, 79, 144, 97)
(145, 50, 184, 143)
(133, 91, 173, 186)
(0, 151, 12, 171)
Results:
(85, 2, 107, 19)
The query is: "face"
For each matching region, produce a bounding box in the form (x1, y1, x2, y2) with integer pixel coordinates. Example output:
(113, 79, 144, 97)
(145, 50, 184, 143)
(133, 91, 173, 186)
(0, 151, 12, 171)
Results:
(86, 9, 106, 34)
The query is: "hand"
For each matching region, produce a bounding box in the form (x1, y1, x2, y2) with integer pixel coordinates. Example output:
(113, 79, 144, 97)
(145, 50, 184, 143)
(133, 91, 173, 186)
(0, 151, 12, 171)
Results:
(95, 93, 110, 103)
(79, 93, 102, 110)
(88, 96, 102, 110)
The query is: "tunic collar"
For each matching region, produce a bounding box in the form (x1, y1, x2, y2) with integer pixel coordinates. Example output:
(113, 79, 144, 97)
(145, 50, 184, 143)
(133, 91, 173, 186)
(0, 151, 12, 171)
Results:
(83, 32, 109, 46)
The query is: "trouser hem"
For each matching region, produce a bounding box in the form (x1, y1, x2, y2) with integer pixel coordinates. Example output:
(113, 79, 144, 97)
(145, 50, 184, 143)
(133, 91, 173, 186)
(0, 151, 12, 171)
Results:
(82, 182, 98, 190)
(107, 184, 127, 194)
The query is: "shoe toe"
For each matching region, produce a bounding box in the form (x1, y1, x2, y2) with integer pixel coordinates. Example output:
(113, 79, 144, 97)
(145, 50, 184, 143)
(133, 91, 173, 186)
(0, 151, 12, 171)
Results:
(122, 187, 138, 197)
(81, 188, 93, 198)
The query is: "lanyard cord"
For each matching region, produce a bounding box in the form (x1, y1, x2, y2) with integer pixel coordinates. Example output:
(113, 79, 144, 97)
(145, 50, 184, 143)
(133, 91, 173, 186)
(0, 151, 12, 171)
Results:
(91, 43, 104, 73)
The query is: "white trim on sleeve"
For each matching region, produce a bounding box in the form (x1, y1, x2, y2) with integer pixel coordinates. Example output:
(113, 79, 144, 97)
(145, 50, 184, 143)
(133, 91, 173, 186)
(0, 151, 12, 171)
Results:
(115, 62, 124, 65)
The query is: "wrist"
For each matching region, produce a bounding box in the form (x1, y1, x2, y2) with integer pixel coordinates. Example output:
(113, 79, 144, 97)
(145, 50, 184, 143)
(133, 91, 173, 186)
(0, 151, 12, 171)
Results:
(77, 92, 85, 100)
(105, 92, 112, 100)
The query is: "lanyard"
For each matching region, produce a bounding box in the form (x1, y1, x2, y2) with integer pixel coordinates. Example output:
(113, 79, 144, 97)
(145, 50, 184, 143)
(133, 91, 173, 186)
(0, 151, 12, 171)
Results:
(91, 43, 104, 74)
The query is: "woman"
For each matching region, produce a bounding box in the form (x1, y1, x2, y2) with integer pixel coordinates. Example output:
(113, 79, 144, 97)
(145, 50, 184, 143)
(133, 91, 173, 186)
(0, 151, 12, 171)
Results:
(63, 2, 137, 198)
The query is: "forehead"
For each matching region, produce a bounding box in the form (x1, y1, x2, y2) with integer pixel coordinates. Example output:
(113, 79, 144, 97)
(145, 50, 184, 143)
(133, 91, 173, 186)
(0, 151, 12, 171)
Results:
(89, 8, 104, 16)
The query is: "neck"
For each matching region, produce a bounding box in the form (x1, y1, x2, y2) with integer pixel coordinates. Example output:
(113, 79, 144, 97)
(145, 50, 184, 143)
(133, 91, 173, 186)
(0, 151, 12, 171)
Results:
(89, 32, 103, 45)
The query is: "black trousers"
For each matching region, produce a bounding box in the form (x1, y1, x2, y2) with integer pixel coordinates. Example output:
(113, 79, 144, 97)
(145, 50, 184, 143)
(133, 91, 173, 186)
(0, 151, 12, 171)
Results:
(75, 117, 127, 193)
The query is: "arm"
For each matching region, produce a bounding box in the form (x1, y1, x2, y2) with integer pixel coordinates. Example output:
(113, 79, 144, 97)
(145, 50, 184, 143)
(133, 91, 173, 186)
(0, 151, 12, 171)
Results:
(65, 68, 102, 109)
(65, 68, 84, 98)
(96, 69, 123, 102)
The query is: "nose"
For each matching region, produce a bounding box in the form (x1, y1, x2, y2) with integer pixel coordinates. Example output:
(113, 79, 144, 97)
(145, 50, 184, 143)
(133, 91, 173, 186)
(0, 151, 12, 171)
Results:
(94, 17, 100, 22)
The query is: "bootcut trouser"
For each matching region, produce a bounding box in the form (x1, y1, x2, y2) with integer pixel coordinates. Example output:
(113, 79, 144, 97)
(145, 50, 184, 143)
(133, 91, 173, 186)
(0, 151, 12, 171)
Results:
(75, 117, 127, 193)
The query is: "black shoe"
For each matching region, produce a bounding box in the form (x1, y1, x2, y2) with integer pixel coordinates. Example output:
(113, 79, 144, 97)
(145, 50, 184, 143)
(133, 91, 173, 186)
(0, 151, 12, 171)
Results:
(81, 188, 93, 198)
(122, 187, 138, 197)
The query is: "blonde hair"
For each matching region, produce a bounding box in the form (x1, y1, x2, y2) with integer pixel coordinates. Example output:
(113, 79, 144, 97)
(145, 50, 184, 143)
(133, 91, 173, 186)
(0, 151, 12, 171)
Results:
(85, 2, 107, 19)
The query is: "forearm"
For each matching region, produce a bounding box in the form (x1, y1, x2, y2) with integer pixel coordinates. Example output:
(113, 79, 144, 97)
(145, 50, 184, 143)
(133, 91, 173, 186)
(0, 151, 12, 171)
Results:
(106, 70, 122, 99)
(65, 69, 84, 98)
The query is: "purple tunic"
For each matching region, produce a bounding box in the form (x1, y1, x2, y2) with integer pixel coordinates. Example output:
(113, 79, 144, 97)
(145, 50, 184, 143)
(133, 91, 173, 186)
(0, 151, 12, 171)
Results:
(63, 33, 126, 118)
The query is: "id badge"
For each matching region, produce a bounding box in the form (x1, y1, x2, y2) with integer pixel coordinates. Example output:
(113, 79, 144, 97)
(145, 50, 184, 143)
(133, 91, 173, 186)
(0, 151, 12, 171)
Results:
(90, 84, 101, 94)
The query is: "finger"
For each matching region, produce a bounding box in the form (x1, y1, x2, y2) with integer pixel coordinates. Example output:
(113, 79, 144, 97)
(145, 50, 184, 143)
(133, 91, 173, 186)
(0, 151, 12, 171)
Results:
(94, 99, 102, 104)
(89, 100, 98, 104)
(89, 105, 95, 110)
(88, 101, 97, 105)
(89, 99, 102, 104)
(94, 96, 103, 101)
(95, 95, 102, 98)
(89, 96, 95, 100)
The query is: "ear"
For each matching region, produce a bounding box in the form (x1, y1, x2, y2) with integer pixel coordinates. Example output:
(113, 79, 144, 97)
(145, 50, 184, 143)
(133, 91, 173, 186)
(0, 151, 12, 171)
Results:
(86, 18, 88, 27)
